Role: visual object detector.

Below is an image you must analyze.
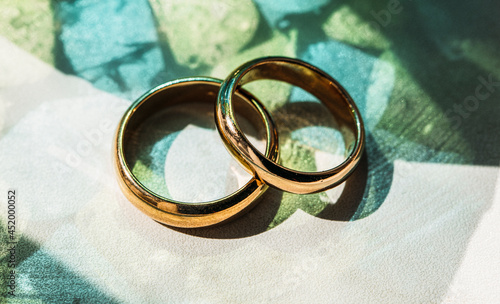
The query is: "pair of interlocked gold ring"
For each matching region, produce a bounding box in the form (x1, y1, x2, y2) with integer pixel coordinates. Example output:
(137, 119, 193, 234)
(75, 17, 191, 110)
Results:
(114, 57, 365, 228)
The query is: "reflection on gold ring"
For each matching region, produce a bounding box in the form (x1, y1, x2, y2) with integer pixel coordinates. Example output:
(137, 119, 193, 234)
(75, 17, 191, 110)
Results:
(114, 77, 279, 228)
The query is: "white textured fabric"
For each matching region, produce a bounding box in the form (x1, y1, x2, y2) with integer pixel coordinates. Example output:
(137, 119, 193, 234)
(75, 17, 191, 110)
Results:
(1, 37, 499, 303)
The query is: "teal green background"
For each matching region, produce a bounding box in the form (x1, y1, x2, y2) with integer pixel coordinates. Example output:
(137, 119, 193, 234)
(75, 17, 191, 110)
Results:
(1, 0, 499, 302)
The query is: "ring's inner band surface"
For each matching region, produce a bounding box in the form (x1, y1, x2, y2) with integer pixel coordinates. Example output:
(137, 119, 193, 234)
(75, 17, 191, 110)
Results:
(117, 79, 278, 227)
(236, 61, 357, 156)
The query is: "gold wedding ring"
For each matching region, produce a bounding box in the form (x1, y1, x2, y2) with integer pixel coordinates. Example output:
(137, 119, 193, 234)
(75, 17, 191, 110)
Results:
(216, 57, 365, 194)
(114, 78, 279, 228)
(115, 57, 365, 228)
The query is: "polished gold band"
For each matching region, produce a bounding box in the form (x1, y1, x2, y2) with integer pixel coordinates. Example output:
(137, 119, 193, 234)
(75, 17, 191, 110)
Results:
(113, 77, 279, 228)
(216, 57, 365, 194)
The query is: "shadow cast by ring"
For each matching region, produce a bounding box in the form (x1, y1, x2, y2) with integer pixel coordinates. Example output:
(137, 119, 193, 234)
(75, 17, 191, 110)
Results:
(174, 101, 394, 239)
